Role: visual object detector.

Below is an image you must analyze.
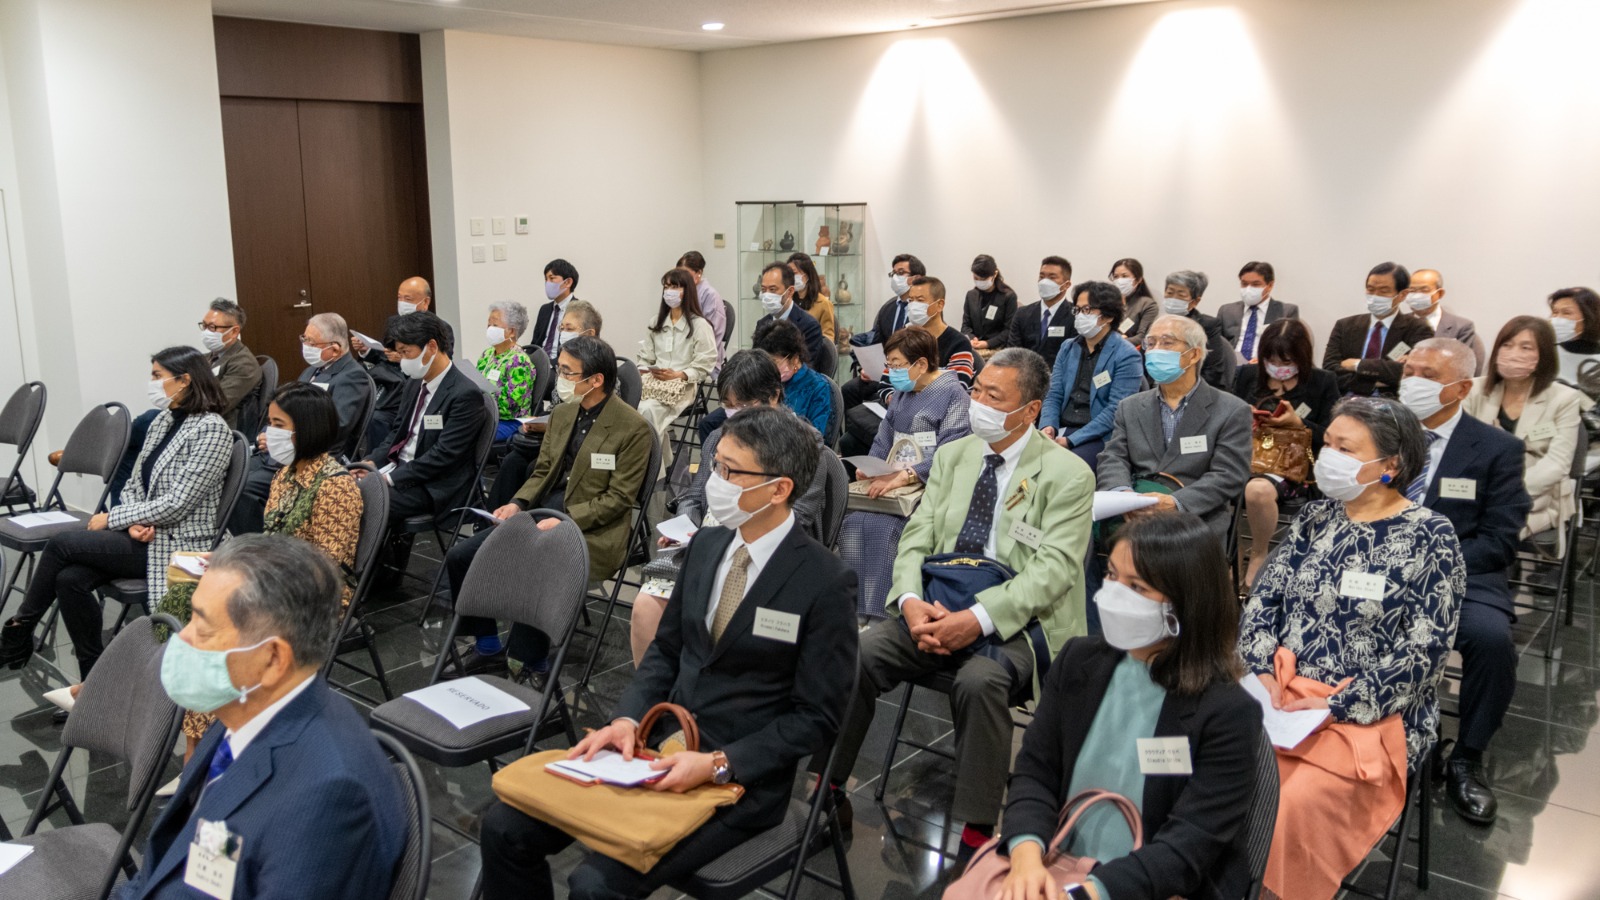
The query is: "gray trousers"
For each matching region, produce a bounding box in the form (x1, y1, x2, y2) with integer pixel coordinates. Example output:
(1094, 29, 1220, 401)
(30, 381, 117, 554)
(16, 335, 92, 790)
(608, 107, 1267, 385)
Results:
(825, 618, 1035, 826)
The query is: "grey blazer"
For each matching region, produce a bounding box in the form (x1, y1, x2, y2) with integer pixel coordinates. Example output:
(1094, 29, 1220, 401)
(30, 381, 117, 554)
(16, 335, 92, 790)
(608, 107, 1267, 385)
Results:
(1217, 298, 1300, 347)
(1096, 380, 1254, 535)
(298, 351, 372, 444)
(1435, 311, 1486, 375)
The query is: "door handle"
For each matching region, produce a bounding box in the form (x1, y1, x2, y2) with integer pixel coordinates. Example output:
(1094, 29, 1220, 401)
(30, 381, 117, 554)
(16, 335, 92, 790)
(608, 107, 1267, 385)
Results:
(293, 289, 312, 309)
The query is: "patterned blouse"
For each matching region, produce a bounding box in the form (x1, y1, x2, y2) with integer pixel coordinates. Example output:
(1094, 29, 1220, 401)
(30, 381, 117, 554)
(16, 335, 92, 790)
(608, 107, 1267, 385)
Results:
(477, 345, 535, 421)
(1239, 500, 1465, 767)
(264, 453, 364, 608)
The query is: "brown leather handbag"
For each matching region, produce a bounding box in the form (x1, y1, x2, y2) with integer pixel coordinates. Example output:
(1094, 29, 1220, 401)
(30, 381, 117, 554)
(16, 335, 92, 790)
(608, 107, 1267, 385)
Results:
(490, 703, 743, 873)
(1251, 423, 1314, 483)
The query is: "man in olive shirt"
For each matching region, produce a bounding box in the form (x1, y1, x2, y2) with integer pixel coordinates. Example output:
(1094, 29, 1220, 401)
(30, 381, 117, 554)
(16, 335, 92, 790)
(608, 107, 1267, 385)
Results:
(200, 297, 263, 430)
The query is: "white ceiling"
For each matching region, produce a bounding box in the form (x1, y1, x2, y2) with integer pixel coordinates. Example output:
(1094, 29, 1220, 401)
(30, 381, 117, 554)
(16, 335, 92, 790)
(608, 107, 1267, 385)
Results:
(210, 0, 1170, 51)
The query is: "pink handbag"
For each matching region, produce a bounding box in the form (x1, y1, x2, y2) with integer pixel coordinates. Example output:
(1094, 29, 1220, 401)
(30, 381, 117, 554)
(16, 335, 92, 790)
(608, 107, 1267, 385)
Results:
(943, 790, 1143, 900)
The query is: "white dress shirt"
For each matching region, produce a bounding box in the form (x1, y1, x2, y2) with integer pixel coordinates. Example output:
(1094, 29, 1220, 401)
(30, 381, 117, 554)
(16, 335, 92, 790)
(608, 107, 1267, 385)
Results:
(223, 674, 315, 764)
(1423, 406, 1463, 491)
(1426, 307, 1443, 332)
(705, 512, 795, 630)
(399, 364, 451, 464)
(1362, 310, 1399, 352)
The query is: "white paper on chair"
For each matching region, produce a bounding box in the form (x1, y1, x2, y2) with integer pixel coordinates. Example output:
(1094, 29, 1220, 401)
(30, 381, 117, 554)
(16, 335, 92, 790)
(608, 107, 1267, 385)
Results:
(42, 687, 75, 712)
(1091, 491, 1160, 521)
(862, 402, 887, 419)
(405, 677, 530, 730)
(843, 455, 909, 478)
(854, 343, 888, 382)
(7, 511, 77, 528)
(170, 554, 209, 577)
(546, 750, 665, 787)
(655, 514, 698, 545)
(1240, 676, 1329, 749)
(0, 842, 33, 876)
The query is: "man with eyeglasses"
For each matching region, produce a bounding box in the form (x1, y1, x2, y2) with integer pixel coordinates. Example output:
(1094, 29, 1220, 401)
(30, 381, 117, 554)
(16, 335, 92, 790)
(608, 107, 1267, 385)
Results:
(440, 335, 653, 679)
(198, 297, 263, 430)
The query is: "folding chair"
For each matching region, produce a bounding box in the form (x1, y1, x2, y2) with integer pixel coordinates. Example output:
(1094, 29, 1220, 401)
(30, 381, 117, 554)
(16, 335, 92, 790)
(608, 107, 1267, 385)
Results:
(409, 391, 499, 622)
(576, 430, 661, 687)
(815, 341, 839, 381)
(242, 354, 278, 436)
(1509, 419, 1587, 658)
(817, 448, 848, 550)
(825, 377, 845, 451)
(0, 381, 47, 513)
(323, 471, 396, 704)
(372, 730, 433, 900)
(526, 345, 554, 410)
(874, 671, 957, 802)
(0, 613, 184, 900)
(722, 298, 737, 352)
(1242, 734, 1280, 900)
(616, 357, 643, 409)
(345, 368, 379, 460)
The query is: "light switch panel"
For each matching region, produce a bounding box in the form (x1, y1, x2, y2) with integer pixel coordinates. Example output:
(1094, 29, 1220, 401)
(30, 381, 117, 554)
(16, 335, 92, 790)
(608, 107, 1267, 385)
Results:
(493, 243, 507, 261)
(492, 217, 506, 235)
(469, 218, 485, 236)
(471, 244, 486, 263)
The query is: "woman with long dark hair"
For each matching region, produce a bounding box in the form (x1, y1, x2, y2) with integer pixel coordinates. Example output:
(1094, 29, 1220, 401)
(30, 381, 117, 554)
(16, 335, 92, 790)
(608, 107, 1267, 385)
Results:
(963, 253, 1018, 350)
(1109, 257, 1158, 346)
(787, 252, 836, 342)
(636, 266, 718, 466)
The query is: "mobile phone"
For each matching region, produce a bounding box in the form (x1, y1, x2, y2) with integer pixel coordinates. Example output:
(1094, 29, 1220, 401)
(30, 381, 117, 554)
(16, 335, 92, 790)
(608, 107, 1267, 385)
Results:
(1254, 397, 1287, 417)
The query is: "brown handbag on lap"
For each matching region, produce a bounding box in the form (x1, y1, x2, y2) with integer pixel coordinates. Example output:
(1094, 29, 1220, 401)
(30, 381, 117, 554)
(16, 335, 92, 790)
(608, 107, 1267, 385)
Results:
(490, 702, 744, 873)
(1250, 423, 1314, 483)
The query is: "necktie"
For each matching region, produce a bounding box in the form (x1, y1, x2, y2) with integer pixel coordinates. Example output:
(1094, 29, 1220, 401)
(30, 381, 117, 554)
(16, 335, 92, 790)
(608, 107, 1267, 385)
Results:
(1362, 320, 1385, 359)
(386, 384, 430, 464)
(207, 739, 234, 784)
(955, 454, 1006, 554)
(1406, 430, 1442, 503)
(1040, 306, 1052, 343)
(711, 546, 752, 643)
(1240, 308, 1260, 360)
(892, 301, 906, 333)
(544, 306, 560, 353)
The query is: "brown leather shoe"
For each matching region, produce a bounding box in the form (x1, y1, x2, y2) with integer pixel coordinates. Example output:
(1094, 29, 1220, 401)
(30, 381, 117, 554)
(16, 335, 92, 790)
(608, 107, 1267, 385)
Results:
(47, 450, 62, 467)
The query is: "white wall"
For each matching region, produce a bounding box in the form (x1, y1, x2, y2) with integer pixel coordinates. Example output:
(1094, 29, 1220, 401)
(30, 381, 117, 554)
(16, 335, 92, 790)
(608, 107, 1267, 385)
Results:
(700, 0, 1600, 351)
(423, 30, 704, 362)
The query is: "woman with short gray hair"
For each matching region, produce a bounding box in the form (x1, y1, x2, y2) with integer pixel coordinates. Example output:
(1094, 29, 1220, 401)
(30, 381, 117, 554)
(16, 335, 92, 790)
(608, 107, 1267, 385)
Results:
(479, 300, 536, 440)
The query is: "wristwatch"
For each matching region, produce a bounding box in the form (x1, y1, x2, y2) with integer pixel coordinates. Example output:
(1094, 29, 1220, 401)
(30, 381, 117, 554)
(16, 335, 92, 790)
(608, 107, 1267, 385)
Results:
(710, 751, 733, 785)
(1061, 884, 1092, 900)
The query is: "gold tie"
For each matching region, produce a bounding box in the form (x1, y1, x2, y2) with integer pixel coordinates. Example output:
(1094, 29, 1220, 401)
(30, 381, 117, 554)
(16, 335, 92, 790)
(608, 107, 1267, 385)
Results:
(711, 547, 752, 643)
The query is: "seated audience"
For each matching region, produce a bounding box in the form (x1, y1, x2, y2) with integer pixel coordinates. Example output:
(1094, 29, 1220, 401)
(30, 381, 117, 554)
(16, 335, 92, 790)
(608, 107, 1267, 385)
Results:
(445, 336, 651, 677)
(1547, 286, 1600, 394)
(788, 251, 836, 342)
(844, 253, 925, 410)
(838, 327, 973, 620)
(1403, 338, 1531, 824)
(1040, 281, 1143, 470)
(963, 253, 1018, 351)
(1217, 261, 1300, 361)
(118, 534, 406, 900)
(478, 406, 857, 900)
(1407, 268, 1485, 374)
(529, 259, 581, 359)
(1465, 316, 1585, 538)
(757, 318, 834, 437)
(198, 296, 263, 430)
(1098, 314, 1253, 540)
(635, 267, 718, 464)
(0, 347, 233, 679)
(1158, 270, 1235, 391)
(677, 250, 727, 369)
(1109, 257, 1158, 346)
(1240, 396, 1464, 899)
(1005, 255, 1076, 367)
(479, 300, 536, 441)
(1322, 261, 1435, 397)
(753, 261, 828, 372)
(1232, 318, 1339, 586)
(353, 276, 447, 450)
(999, 513, 1262, 900)
(823, 349, 1093, 853)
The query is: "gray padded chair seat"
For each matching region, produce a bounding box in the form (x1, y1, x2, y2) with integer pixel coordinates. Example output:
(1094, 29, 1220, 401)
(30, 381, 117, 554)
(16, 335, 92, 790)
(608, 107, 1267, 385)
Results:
(1, 823, 125, 900)
(0, 511, 91, 547)
(372, 675, 553, 764)
(685, 797, 812, 885)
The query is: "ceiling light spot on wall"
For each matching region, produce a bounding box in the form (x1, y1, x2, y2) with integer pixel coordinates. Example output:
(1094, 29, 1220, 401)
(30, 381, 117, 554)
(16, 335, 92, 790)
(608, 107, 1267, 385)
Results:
(701, 22, 724, 31)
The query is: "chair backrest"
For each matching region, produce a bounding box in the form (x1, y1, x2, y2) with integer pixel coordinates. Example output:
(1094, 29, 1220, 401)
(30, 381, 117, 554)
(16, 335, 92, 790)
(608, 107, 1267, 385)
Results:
(817, 448, 848, 550)
(1242, 733, 1280, 896)
(371, 730, 432, 900)
(825, 378, 844, 450)
(52, 403, 132, 512)
(815, 341, 839, 381)
(244, 355, 279, 435)
(470, 390, 499, 483)
(971, 351, 986, 377)
(637, 428, 663, 510)
(0, 381, 46, 449)
(212, 433, 250, 546)
(722, 299, 736, 350)
(351, 471, 393, 594)
(527, 345, 554, 410)
(1571, 419, 1589, 481)
(454, 511, 590, 643)
(616, 357, 643, 409)
(345, 368, 379, 460)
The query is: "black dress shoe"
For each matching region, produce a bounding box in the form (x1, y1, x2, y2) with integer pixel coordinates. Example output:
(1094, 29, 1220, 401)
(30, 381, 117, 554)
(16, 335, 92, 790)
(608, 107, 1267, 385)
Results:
(0, 617, 38, 670)
(51, 708, 69, 725)
(452, 648, 508, 678)
(1446, 756, 1499, 824)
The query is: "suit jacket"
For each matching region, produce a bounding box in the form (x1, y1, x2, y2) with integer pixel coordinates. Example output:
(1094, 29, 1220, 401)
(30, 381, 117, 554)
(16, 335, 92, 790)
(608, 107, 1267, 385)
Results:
(209, 340, 263, 430)
(1042, 332, 1145, 447)
(531, 297, 568, 354)
(1435, 310, 1486, 376)
(1097, 381, 1254, 537)
(1006, 299, 1076, 367)
(1322, 312, 1435, 397)
(962, 284, 1019, 345)
(851, 296, 908, 348)
(107, 411, 234, 597)
(1190, 310, 1237, 392)
(889, 432, 1094, 656)
(621, 523, 858, 830)
(363, 365, 487, 513)
(116, 680, 406, 900)
(1464, 377, 1584, 535)
(514, 395, 652, 582)
(1001, 638, 1262, 900)
(758, 303, 829, 372)
(1121, 296, 1160, 346)
(1423, 412, 1531, 613)
(359, 315, 457, 413)
(299, 351, 373, 456)
(1216, 298, 1300, 349)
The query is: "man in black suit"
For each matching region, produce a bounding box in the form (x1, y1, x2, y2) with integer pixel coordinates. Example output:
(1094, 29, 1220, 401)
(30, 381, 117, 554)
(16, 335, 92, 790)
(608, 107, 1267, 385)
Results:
(1404, 338, 1530, 826)
(1322, 261, 1436, 397)
(477, 405, 857, 900)
(1216, 260, 1300, 361)
(1157, 269, 1235, 391)
(844, 252, 925, 410)
(351, 276, 449, 450)
(528, 258, 581, 359)
(753, 261, 828, 371)
(1005, 255, 1077, 368)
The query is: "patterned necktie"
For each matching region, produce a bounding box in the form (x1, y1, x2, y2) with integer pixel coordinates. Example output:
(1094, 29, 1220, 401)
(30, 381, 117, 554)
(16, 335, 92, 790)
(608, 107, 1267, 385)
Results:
(1040, 305, 1051, 343)
(386, 384, 430, 464)
(711, 546, 752, 643)
(955, 454, 1006, 554)
(1240, 308, 1260, 360)
(1363, 320, 1385, 359)
(1406, 430, 1442, 503)
(207, 739, 234, 784)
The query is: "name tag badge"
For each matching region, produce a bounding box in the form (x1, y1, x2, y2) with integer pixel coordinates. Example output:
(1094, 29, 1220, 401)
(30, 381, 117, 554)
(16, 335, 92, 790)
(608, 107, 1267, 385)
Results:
(486, 369, 500, 382)
(590, 452, 616, 471)
(185, 820, 241, 900)
(210, 365, 222, 377)
(1119, 318, 1135, 333)
(1179, 435, 1208, 454)
(1387, 341, 1411, 361)
(913, 430, 938, 450)
(423, 414, 444, 430)
(1047, 325, 1066, 337)
(1340, 570, 1386, 601)
(313, 382, 331, 391)
(752, 607, 801, 644)
(1439, 477, 1477, 500)
(984, 306, 998, 321)
(1526, 422, 1556, 442)
(1092, 370, 1112, 390)
(1007, 518, 1043, 550)
(1295, 402, 1312, 419)
(1136, 737, 1193, 775)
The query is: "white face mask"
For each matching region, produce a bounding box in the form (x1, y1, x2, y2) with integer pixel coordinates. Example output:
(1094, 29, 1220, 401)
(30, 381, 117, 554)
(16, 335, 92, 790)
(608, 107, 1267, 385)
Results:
(555, 374, 593, 404)
(1038, 278, 1063, 302)
(662, 288, 684, 309)
(1073, 311, 1103, 337)
(967, 396, 1023, 445)
(557, 329, 580, 348)
(793, 274, 807, 292)
(1365, 294, 1395, 318)
(1240, 286, 1266, 307)
(760, 291, 785, 314)
(399, 348, 434, 380)
(907, 301, 931, 327)
(1095, 580, 1178, 651)
(1263, 361, 1298, 382)
(703, 472, 777, 529)
(486, 325, 508, 345)
(1160, 297, 1191, 317)
(302, 342, 329, 368)
(264, 426, 296, 466)
(974, 278, 994, 292)
(1405, 291, 1435, 313)
(148, 377, 175, 411)
(1112, 277, 1135, 298)
(544, 280, 564, 301)
(1552, 316, 1580, 343)
(201, 329, 229, 353)
(1314, 446, 1387, 503)
(397, 301, 419, 316)
(1399, 375, 1457, 421)
(890, 273, 910, 297)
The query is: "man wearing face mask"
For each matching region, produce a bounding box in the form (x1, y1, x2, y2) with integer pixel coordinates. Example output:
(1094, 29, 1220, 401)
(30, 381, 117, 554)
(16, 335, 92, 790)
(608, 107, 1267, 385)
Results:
(1216, 261, 1299, 362)
(1401, 338, 1530, 826)
(752, 261, 828, 373)
(529, 259, 581, 358)
(353, 276, 454, 448)
(1040, 282, 1144, 470)
(822, 349, 1094, 855)
(1404, 268, 1485, 375)
(1158, 270, 1236, 391)
(1005, 255, 1076, 368)
(1322, 261, 1436, 397)
(844, 253, 926, 411)
(198, 297, 262, 430)
(441, 335, 652, 676)
(118, 535, 407, 900)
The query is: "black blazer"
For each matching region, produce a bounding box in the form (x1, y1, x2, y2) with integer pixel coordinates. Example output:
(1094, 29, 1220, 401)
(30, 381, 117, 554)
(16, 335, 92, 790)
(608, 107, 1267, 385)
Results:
(1002, 638, 1263, 900)
(1321, 312, 1435, 397)
(300, 351, 372, 453)
(1425, 413, 1531, 613)
(1007, 299, 1076, 366)
(962, 285, 1019, 345)
(1232, 364, 1340, 450)
(619, 523, 858, 830)
(1190, 310, 1237, 393)
(757, 304, 829, 373)
(852, 296, 909, 348)
(363, 365, 488, 512)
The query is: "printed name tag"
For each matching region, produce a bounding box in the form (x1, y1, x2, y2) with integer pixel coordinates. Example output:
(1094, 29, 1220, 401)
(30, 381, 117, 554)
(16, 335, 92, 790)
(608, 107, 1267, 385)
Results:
(1136, 737, 1193, 775)
(1092, 370, 1112, 389)
(210, 366, 222, 377)
(752, 607, 801, 644)
(313, 382, 330, 391)
(423, 414, 444, 430)
(486, 369, 500, 382)
(1387, 341, 1411, 361)
(1340, 570, 1386, 601)
(1048, 326, 1066, 337)
(1119, 318, 1135, 333)
(914, 430, 938, 449)
(1007, 518, 1043, 549)
(1526, 422, 1556, 442)
(1439, 477, 1476, 500)
(985, 306, 998, 321)
(1295, 403, 1312, 419)
(590, 453, 616, 471)
(185, 822, 241, 900)
(1179, 435, 1208, 454)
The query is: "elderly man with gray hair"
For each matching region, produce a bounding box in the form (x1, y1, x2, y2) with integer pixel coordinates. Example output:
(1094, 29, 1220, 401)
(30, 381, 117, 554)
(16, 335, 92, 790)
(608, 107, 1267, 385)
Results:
(1158, 269, 1237, 390)
(198, 297, 263, 429)
(478, 299, 536, 441)
(117, 534, 407, 900)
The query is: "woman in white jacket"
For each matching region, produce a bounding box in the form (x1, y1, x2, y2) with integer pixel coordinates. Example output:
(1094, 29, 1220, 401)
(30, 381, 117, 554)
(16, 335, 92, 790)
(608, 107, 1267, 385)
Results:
(635, 266, 717, 466)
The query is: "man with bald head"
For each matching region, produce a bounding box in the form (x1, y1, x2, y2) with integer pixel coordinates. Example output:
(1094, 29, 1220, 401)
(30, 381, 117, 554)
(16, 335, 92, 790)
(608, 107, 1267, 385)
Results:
(1400, 337, 1530, 826)
(1402, 269, 1485, 375)
(353, 276, 458, 451)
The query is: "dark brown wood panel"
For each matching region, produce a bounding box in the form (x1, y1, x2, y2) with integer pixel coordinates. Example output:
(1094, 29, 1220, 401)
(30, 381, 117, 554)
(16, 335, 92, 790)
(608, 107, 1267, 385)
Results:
(215, 17, 422, 104)
(219, 97, 314, 377)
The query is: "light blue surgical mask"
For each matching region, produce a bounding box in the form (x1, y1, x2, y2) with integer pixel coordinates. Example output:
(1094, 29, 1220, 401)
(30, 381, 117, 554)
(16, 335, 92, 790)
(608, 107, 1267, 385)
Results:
(1144, 348, 1188, 385)
(887, 365, 917, 393)
(160, 634, 276, 713)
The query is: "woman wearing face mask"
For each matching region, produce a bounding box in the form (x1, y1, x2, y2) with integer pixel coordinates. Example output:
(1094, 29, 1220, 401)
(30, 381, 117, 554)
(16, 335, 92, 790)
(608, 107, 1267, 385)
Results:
(1546, 286, 1600, 391)
(787, 252, 836, 342)
(477, 300, 535, 441)
(992, 512, 1260, 900)
(963, 254, 1018, 352)
(750, 318, 834, 438)
(1465, 316, 1583, 539)
(1108, 258, 1157, 346)
(1239, 397, 1465, 900)
(837, 327, 972, 620)
(1040, 282, 1143, 471)
(0, 347, 234, 681)
(635, 267, 719, 469)
(1230, 319, 1340, 587)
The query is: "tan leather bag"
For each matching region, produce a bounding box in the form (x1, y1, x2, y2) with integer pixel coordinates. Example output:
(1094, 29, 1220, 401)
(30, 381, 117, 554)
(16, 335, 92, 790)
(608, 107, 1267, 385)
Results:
(943, 790, 1144, 900)
(1251, 423, 1313, 483)
(490, 703, 744, 873)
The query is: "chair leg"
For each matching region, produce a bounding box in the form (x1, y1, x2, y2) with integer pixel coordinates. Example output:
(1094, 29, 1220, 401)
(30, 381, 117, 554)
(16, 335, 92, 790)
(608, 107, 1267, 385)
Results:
(1417, 752, 1432, 889)
(1384, 775, 1419, 900)
(362, 618, 394, 701)
(578, 577, 625, 688)
(416, 562, 449, 627)
(875, 683, 916, 802)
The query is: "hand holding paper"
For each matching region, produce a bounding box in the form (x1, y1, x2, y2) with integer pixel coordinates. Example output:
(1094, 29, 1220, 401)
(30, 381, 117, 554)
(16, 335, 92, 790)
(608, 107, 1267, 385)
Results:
(854, 343, 888, 382)
(1092, 491, 1161, 521)
(844, 455, 910, 478)
(1241, 675, 1329, 748)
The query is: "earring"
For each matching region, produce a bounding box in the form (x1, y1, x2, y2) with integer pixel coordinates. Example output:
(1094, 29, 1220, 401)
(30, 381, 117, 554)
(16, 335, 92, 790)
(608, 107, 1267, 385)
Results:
(1379, 473, 1393, 484)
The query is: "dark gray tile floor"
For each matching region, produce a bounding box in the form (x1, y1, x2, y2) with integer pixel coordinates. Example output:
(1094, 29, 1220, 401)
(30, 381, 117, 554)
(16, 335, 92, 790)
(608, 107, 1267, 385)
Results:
(2, 512, 1598, 899)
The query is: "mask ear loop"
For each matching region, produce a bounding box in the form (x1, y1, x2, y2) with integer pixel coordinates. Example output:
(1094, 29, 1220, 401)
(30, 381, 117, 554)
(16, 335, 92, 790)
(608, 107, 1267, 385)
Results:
(1163, 606, 1182, 638)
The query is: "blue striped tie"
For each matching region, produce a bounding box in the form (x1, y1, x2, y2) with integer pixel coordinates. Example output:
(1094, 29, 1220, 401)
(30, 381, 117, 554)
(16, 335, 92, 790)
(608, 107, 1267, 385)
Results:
(207, 739, 234, 784)
(1406, 431, 1442, 503)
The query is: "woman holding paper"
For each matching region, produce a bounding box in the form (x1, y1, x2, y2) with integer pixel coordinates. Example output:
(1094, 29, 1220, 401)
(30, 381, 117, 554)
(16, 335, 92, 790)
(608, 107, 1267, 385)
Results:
(635, 267, 718, 468)
(837, 326, 971, 620)
(1238, 396, 1465, 899)
(991, 512, 1261, 900)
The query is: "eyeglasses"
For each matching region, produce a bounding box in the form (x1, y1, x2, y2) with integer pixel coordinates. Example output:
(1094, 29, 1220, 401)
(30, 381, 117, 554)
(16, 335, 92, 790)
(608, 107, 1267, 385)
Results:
(556, 366, 588, 379)
(198, 322, 236, 333)
(710, 460, 780, 481)
(1142, 335, 1188, 351)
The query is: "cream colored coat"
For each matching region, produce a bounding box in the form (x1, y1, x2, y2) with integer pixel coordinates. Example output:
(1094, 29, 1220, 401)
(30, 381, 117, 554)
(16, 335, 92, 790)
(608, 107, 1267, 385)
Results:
(1464, 376, 1584, 537)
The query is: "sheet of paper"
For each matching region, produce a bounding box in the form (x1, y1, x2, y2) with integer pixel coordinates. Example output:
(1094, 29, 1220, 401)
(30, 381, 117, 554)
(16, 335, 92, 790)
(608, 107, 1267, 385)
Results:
(844, 455, 909, 478)
(0, 843, 32, 876)
(451, 506, 503, 526)
(43, 687, 75, 712)
(854, 343, 888, 381)
(862, 401, 888, 419)
(351, 330, 382, 351)
(546, 750, 664, 787)
(7, 510, 77, 528)
(1091, 491, 1160, 521)
(404, 677, 530, 730)
(1240, 676, 1330, 749)
(170, 554, 209, 577)
(655, 514, 698, 545)
(516, 415, 550, 425)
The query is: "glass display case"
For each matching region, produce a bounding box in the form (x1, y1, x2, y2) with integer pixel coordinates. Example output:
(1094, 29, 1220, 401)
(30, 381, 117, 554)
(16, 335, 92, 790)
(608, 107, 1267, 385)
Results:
(734, 201, 868, 361)
(734, 201, 804, 349)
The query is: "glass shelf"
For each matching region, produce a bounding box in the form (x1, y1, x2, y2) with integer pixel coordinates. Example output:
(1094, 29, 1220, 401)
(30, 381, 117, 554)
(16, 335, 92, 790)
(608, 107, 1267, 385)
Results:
(734, 201, 868, 364)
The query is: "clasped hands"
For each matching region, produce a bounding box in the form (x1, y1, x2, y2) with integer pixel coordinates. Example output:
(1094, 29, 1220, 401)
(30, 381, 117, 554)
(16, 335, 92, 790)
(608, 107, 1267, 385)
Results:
(87, 512, 154, 543)
(568, 719, 715, 793)
(1255, 673, 1331, 712)
(901, 597, 981, 655)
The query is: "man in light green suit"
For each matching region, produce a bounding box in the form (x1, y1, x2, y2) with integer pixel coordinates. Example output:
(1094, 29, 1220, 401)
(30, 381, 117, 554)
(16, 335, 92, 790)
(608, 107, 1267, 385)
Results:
(822, 348, 1094, 849)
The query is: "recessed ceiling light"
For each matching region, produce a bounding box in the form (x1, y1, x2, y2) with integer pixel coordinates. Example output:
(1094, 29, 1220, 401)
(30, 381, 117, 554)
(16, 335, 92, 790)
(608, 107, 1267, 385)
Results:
(701, 22, 724, 31)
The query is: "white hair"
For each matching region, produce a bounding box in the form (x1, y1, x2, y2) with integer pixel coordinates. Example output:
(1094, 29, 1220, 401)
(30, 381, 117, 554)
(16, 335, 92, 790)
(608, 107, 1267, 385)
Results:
(1412, 337, 1476, 382)
(1150, 313, 1207, 352)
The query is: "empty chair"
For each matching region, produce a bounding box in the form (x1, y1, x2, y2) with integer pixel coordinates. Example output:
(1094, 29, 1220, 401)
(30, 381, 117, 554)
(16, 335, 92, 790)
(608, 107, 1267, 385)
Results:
(0, 381, 47, 513)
